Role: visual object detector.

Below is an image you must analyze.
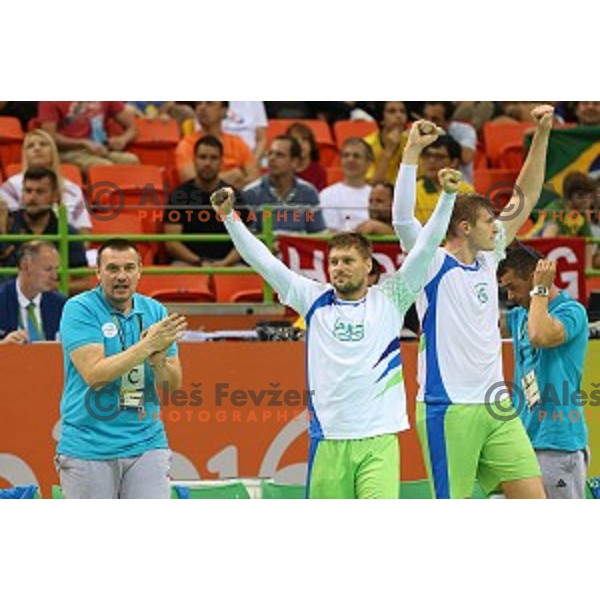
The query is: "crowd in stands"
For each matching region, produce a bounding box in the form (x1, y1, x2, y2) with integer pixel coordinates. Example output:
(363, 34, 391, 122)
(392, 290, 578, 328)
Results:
(0, 100, 599, 309)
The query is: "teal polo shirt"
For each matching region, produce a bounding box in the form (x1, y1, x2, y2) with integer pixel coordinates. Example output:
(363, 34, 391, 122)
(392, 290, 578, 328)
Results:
(506, 291, 589, 452)
(57, 286, 177, 459)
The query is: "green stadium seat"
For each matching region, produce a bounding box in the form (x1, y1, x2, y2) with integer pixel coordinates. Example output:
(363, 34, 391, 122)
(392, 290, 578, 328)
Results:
(173, 482, 250, 499)
(261, 480, 305, 499)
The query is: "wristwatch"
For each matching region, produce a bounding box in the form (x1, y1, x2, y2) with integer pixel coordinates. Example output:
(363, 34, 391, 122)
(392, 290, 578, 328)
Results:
(529, 285, 549, 298)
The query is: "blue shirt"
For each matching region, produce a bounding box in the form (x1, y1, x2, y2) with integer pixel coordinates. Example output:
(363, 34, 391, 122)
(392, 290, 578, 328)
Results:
(506, 291, 589, 451)
(242, 176, 326, 233)
(57, 286, 177, 459)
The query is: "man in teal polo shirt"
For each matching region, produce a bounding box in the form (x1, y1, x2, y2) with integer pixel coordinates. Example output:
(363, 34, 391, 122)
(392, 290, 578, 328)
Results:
(499, 246, 589, 498)
(56, 238, 187, 499)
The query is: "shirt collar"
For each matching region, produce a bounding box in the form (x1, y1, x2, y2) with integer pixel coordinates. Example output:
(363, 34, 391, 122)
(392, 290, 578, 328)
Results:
(16, 277, 42, 309)
(94, 285, 143, 317)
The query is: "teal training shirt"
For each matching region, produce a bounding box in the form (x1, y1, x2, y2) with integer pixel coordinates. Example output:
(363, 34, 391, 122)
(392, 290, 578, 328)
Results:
(57, 287, 177, 459)
(506, 291, 589, 452)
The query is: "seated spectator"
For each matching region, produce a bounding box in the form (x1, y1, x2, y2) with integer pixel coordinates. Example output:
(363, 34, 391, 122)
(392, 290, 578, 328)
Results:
(355, 182, 395, 235)
(422, 101, 477, 183)
(320, 137, 373, 231)
(0, 129, 91, 234)
(364, 101, 409, 185)
(0, 168, 89, 294)
(39, 101, 139, 175)
(414, 135, 474, 225)
(126, 101, 195, 127)
(574, 101, 600, 127)
(538, 171, 599, 269)
(286, 122, 327, 191)
(0, 241, 65, 344)
(223, 101, 268, 163)
(175, 101, 259, 187)
(451, 101, 502, 132)
(243, 135, 326, 233)
(164, 136, 246, 267)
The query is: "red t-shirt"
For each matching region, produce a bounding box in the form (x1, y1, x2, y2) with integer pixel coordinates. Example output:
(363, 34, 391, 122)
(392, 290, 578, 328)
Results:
(38, 101, 125, 139)
(297, 161, 327, 191)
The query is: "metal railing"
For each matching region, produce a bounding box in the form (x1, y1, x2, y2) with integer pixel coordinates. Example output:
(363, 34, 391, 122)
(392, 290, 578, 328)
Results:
(1, 205, 599, 297)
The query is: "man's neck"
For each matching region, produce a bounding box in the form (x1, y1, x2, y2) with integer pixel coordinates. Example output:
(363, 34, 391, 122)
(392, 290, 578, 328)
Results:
(16, 276, 39, 302)
(195, 177, 220, 193)
(23, 211, 51, 233)
(344, 175, 367, 188)
(200, 122, 222, 137)
(443, 237, 478, 265)
(269, 173, 295, 197)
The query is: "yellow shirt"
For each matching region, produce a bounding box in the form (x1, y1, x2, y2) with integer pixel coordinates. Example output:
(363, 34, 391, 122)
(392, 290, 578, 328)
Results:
(415, 177, 474, 225)
(364, 130, 408, 185)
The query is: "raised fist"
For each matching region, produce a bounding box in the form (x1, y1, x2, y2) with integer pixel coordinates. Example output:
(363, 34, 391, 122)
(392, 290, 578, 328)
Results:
(210, 187, 235, 215)
(438, 168, 463, 194)
(531, 104, 554, 131)
(407, 119, 444, 148)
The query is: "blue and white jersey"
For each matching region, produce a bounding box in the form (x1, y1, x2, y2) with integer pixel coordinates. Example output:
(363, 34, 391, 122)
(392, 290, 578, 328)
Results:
(416, 224, 507, 405)
(280, 275, 416, 440)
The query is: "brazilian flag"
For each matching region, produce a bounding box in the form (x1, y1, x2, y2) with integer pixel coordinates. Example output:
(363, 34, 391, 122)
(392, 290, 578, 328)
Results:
(527, 126, 600, 209)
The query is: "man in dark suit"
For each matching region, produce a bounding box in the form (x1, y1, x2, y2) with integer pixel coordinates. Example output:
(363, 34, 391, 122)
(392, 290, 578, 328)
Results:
(0, 241, 65, 344)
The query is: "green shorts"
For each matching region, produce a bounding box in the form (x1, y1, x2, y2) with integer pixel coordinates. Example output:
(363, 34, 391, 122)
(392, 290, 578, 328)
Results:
(416, 400, 541, 498)
(307, 434, 399, 499)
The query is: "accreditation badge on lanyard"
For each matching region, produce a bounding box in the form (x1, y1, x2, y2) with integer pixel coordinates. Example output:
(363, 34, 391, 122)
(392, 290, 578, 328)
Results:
(114, 314, 146, 411)
(519, 319, 541, 409)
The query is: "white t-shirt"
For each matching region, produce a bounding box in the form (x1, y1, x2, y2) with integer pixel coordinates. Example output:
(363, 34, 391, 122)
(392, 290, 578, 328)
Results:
(280, 274, 414, 440)
(320, 182, 371, 231)
(416, 228, 507, 405)
(222, 101, 268, 151)
(0, 173, 91, 230)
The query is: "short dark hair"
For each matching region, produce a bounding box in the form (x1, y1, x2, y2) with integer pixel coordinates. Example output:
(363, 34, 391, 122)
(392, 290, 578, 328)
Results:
(272, 135, 302, 160)
(97, 238, 141, 267)
(371, 181, 394, 199)
(328, 231, 372, 260)
(23, 166, 58, 191)
(342, 137, 374, 162)
(16, 240, 57, 269)
(425, 135, 462, 162)
(498, 244, 544, 279)
(425, 101, 455, 120)
(194, 134, 223, 157)
(447, 193, 494, 239)
(563, 170, 597, 200)
(286, 122, 319, 162)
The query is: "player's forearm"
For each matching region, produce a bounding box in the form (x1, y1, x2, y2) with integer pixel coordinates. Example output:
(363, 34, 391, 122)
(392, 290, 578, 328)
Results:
(393, 163, 422, 251)
(224, 211, 294, 293)
(401, 191, 456, 293)
(516, 127, 551, 216)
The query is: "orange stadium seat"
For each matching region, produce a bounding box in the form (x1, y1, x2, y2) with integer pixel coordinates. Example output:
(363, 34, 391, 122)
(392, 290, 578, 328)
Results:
(211, 273, 265, 303)
(482, 121, 533, 167)
(3, 163, 19, 178)
(129, 118, 180, 187)
(267, 119, 338, 168)
(473, 168, 520, 213)
(498, 141, 525, 170)
(333, 120, 378, 148)
(0, 116, 24, 167)
(136, 270, 214, 303)
(89, 211, 156, 265)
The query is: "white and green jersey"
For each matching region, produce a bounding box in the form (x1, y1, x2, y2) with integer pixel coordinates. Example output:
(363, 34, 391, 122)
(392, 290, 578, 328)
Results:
(415, 242, 506, 405)
(223, 185, 456, 440)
